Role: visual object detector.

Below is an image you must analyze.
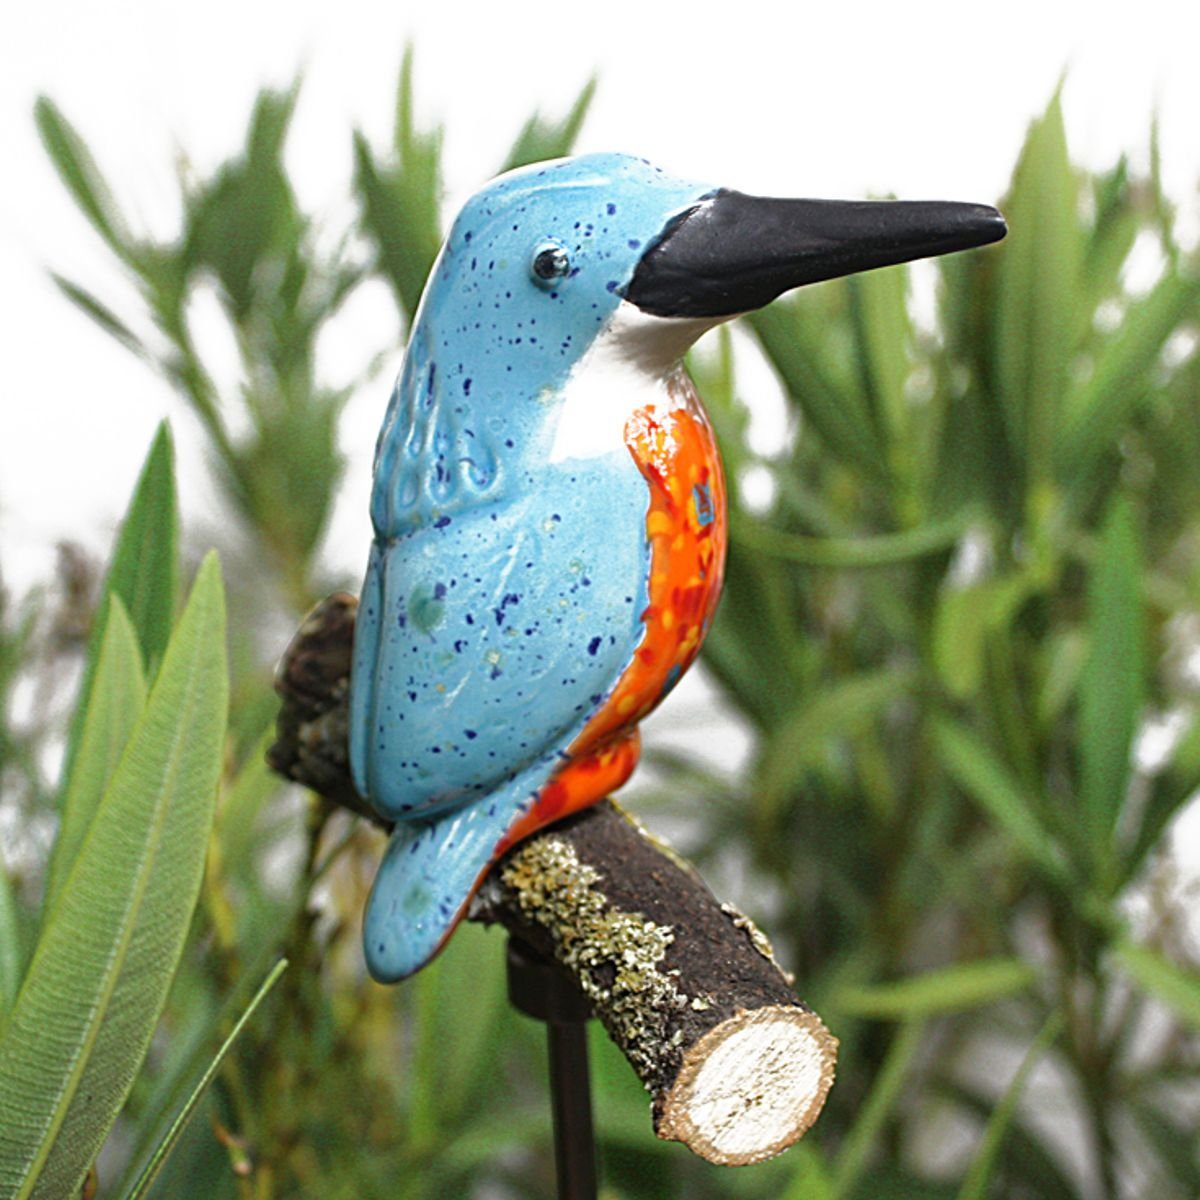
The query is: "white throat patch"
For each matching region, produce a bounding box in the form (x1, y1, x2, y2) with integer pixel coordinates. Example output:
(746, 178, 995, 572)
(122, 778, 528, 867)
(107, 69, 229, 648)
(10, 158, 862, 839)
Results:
(548, 301, 719, 462)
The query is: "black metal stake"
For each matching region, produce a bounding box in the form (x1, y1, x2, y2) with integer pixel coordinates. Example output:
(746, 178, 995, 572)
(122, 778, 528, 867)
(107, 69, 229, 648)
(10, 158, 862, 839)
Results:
(507, 937, 598, 1200)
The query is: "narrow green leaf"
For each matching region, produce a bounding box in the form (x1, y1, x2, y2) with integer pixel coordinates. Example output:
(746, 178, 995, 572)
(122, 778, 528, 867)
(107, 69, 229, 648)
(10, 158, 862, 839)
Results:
(123, 959, 287, 1200)
(214, 727, 283, 881)
(849, 264, 914, 508)
(1148, 112, 1179, 265)
(834, 958, 1036, 1020)
(956, 1013, 1062, 1200)
(832, 1019, 923, 1199)
(59, 425, 178, 799)
(1080, 156, 1139, 315)
(501, 77, 597, 172)
(758, 666, 916, 809)
(44, 598, 146, 911)
(749, 296, 891, 484)
(1062, 272, 1200, 484)
(734, 508, 972, 568)
(933, 573, 1032, 701)
(51, 274, 146, 358)
(1114, 941, 1200, 1029)
(85, 424, 179, 676)
(702, 541, 807, 729)
(933, 717, 1072, 886)
(1131, 1100, 1200, 1195)
(34, 97, 136, 264)
(0, 869, 20, 1019)
(1124, 714, 1200, 882)
(414, 922, 506, 1127)
(782, 1142, 835, 1200)
(353, 47, 444, 322)
(0, 553, 227, 1199)
(993, 87, 1082, 492)
(1035, 627, 1088, 728)
(944, 1082, 1084, 1200)
(1079, 497, 1143, 866)
(106, 422, 179, 673)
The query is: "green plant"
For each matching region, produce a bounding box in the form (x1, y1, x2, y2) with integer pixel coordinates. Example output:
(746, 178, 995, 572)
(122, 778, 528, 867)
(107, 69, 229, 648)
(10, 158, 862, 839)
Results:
(4, 59, 1197, 1200)
(0, 429, 286, 1199)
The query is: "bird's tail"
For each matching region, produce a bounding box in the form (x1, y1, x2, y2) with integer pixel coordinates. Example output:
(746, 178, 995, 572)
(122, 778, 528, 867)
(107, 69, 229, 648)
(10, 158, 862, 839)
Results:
(363, 761, 550, 982)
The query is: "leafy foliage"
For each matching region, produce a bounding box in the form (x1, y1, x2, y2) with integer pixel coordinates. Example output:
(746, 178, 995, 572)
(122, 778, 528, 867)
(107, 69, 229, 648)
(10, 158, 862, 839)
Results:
(3, 58, 1198, 1200)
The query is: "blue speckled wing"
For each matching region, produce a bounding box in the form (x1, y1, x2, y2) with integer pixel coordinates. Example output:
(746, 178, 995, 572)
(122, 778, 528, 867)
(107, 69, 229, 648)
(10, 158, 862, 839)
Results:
(350, 450, 650, 819)
(362, 759, 552, 982)
(369, 318, 502, 541)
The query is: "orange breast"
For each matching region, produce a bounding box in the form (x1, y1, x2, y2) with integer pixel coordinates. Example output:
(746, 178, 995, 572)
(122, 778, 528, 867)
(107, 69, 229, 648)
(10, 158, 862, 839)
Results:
(498, 371, 727, 850)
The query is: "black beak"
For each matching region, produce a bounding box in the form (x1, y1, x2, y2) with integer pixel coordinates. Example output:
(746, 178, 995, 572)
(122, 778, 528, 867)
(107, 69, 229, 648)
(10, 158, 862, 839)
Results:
(623, 189, 1006, 318)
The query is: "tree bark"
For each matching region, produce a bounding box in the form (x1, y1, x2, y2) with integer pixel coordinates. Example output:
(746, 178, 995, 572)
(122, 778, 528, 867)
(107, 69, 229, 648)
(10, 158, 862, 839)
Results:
(269, 594, 837, 1166)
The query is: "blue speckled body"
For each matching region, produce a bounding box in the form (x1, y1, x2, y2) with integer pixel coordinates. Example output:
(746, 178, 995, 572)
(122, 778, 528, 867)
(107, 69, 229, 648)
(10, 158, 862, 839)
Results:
(350, 155, 718, 981)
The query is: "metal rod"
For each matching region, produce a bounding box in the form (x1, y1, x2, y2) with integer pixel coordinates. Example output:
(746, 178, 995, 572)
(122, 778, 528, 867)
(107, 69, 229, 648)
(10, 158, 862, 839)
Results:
(506, 937, 597, 1200)
(546, 1018, 597, 1200)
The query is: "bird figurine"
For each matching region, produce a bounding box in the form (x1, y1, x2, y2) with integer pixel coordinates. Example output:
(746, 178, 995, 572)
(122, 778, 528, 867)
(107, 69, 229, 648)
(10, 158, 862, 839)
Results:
(350, 153, 1005, 982)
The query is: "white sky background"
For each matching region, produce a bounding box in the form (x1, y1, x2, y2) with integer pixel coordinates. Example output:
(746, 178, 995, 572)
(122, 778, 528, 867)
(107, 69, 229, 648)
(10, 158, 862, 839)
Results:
(2, 0, 1200, 797)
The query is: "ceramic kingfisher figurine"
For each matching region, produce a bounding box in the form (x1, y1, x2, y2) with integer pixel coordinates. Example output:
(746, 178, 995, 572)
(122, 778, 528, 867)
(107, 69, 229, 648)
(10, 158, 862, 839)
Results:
(350, 153, 1005, 982)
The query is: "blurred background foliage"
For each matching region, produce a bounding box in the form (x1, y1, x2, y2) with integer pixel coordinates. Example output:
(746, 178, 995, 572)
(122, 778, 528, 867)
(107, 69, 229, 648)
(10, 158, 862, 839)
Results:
(1, 53, 1199, 1199)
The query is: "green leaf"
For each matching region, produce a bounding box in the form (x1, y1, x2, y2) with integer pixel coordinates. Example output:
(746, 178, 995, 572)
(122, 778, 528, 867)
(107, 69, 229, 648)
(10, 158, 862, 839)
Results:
(933, 717, 1072, 886)
(933, 572, 1032, 701)
(1131, 1100, 1200, 1196)
(749, 294, 891, 484)
(734, 508, 972, 568)
(1114, 941, 1200, 1030)
(758, 666, 916, 812)
(848, 264, 915, 509)
(59, 425, 178, 800)
(1061, 271, 1200, 487)
(410, 923, 507, 1133)
(0, 553, 227, 1199)
(51, 274, 147, 358)
(0, 868, 20, 1020)
(354, 47, 444, 322)
(1080, 156, 1139, 315)
(1078, 497, 1143, 868)
(44, 598, 147, 912)
(99, 423, 179, 677)
(993, 87, 1082, 493)
(832, 1019, 923, 1198)
(834, 958, 1036, 1020)
(956, 1013, 1062, 1200)
(123, 959, 287, 1200)
(944, 1082, 1084, 1200)
(501, 78, 597, 172)
(182, 85, 303, 324)
(1035, 627, 1088, 728)
(702, 540, 807, 729)
(782, 1142, 835, 1200)
(214, 727, 283, 882)
(1124, 714, 1200, 883)
(34, 97, 137, 264)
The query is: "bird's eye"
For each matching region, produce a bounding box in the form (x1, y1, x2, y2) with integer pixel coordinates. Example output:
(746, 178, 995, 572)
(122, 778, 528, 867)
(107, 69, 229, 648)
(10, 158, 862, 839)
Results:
(531, 242, 570, 288)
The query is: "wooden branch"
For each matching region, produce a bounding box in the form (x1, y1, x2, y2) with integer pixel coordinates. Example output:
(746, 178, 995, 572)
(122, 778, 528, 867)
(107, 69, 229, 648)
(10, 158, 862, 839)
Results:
(269, 594, 837, 1166)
